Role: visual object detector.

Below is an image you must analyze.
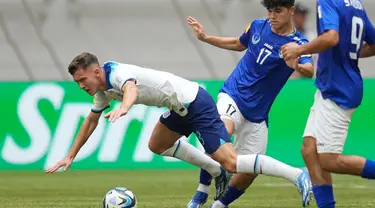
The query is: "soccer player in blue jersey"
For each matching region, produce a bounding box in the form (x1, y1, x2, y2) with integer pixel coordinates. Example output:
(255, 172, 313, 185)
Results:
(186, 0, 315, 207)
(282, 0, 375, 207)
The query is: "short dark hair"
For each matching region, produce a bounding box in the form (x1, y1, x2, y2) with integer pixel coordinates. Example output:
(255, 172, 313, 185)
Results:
(261, 0, 295, 9)
(68, 52, 99, 75)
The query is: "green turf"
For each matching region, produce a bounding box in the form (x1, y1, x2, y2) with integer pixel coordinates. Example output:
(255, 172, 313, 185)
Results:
(0, 170, 374, 207)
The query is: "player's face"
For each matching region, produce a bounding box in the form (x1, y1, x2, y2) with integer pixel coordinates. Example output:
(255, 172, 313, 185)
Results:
(268, 6, 295, 30)
(72, 65, 101, 96)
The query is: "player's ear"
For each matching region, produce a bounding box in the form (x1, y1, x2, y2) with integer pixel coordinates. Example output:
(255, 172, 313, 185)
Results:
(290, 6, 296, 15)
(93, 65, 101, 77)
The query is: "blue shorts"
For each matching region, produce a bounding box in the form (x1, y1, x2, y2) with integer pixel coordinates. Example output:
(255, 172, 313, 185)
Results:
(159, 87, 231, 154)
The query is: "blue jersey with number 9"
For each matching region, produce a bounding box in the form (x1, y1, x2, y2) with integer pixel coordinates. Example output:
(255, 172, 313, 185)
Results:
(316, 0, 375, 109)
(220, 19, 312, 124)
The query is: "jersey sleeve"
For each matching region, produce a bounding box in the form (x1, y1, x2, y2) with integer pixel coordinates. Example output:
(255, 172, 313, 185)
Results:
(297, 38, 314, 64)
(318, 0, 339, 32)
(110, 65, 138, 91)
(364, 14, 375, 45)
(239, 22, 252, 47)
(299, 54, 313, 65)
(91, 91, 110, 113)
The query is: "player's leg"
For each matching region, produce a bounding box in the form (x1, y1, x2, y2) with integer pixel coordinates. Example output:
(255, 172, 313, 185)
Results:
(302, 90, 336, 208)
(213, 118, 311, 208)
(308, 91, 375, 207)
(148, 111, 222, 179)
(210, 142, 308, 183)
(180, 87, 312, 206)
(189, 89, 311, 199)
(188, 118, 235, 208)
(216, 174, 256, 204)
(302, 136, 334, 208)
(188, 93, 238, 208)
(314, 98, 375, 178)
(211, 120, 263, 208)
(187, 118, 235, 208)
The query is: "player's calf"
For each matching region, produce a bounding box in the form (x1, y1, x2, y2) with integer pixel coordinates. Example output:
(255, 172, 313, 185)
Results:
(229, 173, 257, 190)
(318, 153, 375, 179)
(318, 153, 364, 175)
(301, 137, 330, 183)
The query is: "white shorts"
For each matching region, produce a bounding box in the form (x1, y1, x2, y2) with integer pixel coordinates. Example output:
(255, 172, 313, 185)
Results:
(216, 93, 268, 155)
(303, 90, 355, 153)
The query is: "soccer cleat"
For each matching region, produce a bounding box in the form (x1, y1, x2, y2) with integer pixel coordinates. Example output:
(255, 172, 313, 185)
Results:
(296, 167, 313, 207)
(214, 167, 231, 201)
(187, 191, 208, 208)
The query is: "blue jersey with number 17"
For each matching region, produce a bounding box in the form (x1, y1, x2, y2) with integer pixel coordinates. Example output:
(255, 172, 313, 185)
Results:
(316, 0, 375, 109)
(220, 19, 313, 124)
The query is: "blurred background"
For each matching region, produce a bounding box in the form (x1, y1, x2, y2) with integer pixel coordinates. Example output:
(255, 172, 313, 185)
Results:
(1, 0, 375, 81)
(1, 1, 375, 207)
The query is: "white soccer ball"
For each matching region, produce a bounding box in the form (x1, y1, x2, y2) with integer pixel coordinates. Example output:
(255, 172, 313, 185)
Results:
(102, 187, 137, 208)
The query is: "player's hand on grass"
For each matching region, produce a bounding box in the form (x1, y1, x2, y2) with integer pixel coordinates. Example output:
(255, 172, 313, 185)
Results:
(187, 16, 207, 41)
(281, 42, 301, 61)
(104, 108, 128, 123)
(45, 156, 73, 173)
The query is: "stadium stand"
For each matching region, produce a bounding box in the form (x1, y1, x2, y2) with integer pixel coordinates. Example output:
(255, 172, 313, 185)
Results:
(0, 0, 374, 80)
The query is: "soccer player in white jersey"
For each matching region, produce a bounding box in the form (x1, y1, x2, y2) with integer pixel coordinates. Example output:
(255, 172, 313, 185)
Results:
(186, 0, 314, 207)
(282, 0, 375, 207)
(46, 52, 313, 203)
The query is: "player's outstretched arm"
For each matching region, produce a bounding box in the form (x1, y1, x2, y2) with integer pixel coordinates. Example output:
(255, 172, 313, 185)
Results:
(360, 42, 375, 58)
(281, 30, 339, 60)
(104, 80, 138, 123)
(187, 16, 246, 52)
(45, 111, 101, 173)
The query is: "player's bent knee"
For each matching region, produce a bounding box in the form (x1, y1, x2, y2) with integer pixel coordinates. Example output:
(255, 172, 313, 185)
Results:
(148, 139, 164, 155)
(148, 121, 181, 155)
(211, 143, 238, 173)
(222, 162, 237, 173)
(301, 136, 316, 159)
(221, 157, 237, 173)
(148, 136, 172, 155)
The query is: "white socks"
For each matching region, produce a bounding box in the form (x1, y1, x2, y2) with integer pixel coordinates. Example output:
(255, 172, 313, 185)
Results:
(161, 140, 222, 177)
(197, 183, 210, 194)
(211, 200, 227, 208)
(161, 140, 302, 184)
(237, 154, 302, 183)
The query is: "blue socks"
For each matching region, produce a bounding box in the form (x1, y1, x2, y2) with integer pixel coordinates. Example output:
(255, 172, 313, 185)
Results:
(361, 159, 375, 179)
(310, 159, 375, 208)
(312, 185, 335, 208)
(219, 186, 245, 206)
(199, 170, 245, 206)
(200, 169, 212, 186)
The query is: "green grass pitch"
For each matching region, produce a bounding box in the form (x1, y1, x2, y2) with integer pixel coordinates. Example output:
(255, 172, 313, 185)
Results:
(1, 170, 375, 207)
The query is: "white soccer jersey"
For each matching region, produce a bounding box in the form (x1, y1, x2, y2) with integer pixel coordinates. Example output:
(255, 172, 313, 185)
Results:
(91, 61, 199, 116)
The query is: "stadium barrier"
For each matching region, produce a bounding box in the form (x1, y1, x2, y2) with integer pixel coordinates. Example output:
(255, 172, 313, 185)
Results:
(1, 80, 374, 170)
